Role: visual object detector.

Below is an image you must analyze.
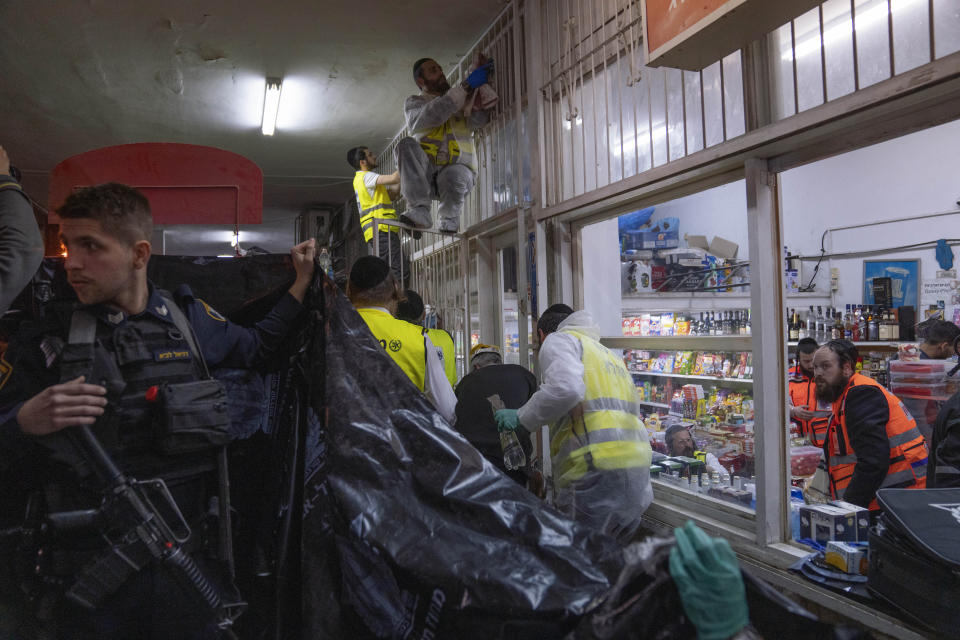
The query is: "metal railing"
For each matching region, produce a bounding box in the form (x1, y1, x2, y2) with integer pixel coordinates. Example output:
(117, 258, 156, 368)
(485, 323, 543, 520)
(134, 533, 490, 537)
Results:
(370, 219, 468, 381)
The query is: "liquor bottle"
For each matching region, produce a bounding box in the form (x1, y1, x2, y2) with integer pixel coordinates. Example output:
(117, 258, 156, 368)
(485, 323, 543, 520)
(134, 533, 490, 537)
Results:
(788, 309, 800, 341)
(868, 308, 880, 342)
(889, 308, 900, 341)
(746, 309, 752, 336)
(815, 306, 826, 342)
(740, 310, 748, 336)
(878, 308, 889, 341)
(805, 306, 816, 339)
(857, 306, 868, 342)
(710, 312, 719, 336)
(732, 310, 741, 336)
(724, 311, 733, 335)
(844, 304, 854, 340)
(831, 312, 842, 340)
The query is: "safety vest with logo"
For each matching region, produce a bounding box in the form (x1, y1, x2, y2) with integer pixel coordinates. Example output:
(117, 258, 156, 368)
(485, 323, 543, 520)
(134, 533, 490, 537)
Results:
(357, 307, 426, 391)
(789, 365, 830, 447)
(353, 171, 398, 243)
(425, 327, 456, 387)
(826, 373, 928, 510)
(416, 113, 477, 173)
(550, 328, 652, 489)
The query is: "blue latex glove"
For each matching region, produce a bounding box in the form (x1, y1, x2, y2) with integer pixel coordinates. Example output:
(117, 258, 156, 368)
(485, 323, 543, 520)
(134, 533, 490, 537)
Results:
(936, 239, 954, 270)
(465, 62, 493, 89)
(494, 408, 519, 432)
(669, 521, 749, 640)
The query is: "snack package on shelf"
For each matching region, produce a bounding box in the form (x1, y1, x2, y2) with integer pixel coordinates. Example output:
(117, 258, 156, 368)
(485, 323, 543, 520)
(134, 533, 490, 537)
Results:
(660, 312, 675, 336)
(648, 315, 662, 336)
(639, 314, 650, 336)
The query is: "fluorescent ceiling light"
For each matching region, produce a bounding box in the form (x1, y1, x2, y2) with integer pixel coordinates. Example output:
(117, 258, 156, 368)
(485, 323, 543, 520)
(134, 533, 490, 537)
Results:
(261, 78, 282, 136)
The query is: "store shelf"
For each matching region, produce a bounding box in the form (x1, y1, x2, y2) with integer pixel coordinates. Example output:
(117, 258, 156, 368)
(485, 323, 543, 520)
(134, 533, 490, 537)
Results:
(630, 370, 753, 384)
(787, 341, 904, 348)
(622, 291, 829, 299)
(638, 400, 670, 409)
(603, 335, 752, 351)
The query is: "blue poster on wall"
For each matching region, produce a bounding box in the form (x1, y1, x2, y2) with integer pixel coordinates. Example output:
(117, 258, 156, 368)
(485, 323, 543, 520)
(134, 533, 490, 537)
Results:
(863, 260, 920, 309)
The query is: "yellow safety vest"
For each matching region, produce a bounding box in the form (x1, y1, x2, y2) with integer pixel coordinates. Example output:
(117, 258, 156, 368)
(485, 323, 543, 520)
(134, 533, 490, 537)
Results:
(353, 171, 398, 243)
(417, 115, 477, 173)
(550, 328, 652, 489)
(426, 328, 456, 387)
(357, 308, 426, 391)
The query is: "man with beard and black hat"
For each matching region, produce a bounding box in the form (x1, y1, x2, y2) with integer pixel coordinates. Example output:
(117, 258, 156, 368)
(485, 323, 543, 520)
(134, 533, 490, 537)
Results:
(347, 256, 456, 423)
(813, 339, 928, 511)
(394, 57, 494, 234)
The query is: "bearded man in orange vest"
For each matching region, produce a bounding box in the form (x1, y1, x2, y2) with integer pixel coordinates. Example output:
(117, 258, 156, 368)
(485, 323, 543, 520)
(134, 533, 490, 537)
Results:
(813, 340, 928, 511)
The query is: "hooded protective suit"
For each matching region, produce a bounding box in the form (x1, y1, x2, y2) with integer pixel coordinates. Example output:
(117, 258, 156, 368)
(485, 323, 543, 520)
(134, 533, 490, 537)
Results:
(518, 310, 653, 542)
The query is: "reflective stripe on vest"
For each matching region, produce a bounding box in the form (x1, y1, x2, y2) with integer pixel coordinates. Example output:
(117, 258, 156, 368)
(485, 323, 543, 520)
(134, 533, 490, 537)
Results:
(353, 171, 398, 243)
(827, 373, 928, 509)
(417, 116, 477, 173)
(550, 329, 651, 489)
(357, 308, 426, 391)
(425, 328, 456, 387)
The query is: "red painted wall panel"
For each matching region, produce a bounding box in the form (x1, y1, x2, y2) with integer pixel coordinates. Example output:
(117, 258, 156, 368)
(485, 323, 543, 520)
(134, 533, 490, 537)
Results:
(48, 143, 262, 225)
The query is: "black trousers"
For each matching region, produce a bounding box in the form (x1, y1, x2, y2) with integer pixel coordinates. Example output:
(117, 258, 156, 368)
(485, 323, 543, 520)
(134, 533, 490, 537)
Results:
(368, 230, 409, 286)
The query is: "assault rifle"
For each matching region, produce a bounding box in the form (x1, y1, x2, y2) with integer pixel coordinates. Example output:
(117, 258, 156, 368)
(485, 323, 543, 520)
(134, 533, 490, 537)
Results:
(57, 424, 245, 634)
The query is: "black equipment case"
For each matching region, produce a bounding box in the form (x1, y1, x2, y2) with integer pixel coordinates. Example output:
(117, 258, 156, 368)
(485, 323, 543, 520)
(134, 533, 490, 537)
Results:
(868, 488, 960, 636)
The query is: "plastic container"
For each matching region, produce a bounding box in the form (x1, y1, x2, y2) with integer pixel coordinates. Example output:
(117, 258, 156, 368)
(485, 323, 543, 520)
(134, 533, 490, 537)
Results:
(890, 382, 949, 398)
(889, 360, 955, 375)
(790, 445, 823, 477)
(889, 370, 948, 383)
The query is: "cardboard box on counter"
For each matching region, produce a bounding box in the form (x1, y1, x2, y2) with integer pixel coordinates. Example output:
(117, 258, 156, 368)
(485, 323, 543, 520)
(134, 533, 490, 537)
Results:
(799, 504, 860, 543)
(829, 501, 871, 542)
(824, 541, 869, 575)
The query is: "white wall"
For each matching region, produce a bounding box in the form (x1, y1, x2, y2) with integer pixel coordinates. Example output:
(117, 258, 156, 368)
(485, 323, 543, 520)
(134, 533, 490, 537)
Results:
(781, 118, 960, 313)
(582, 180, 748, 334)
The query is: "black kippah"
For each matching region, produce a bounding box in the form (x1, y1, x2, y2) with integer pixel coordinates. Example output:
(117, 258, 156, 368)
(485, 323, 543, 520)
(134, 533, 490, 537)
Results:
(413, 58, 432, 83)
(349, 256, 391, 291)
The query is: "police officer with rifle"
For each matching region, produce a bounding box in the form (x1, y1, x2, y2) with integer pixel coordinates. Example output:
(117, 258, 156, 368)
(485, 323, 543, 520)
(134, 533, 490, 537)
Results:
(0, 183, 315, 638)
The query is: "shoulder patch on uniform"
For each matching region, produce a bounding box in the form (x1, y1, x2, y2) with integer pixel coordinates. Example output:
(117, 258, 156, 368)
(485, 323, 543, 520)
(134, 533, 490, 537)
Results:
(199, 299, 226, 322)
(0, 354, 11, 391)
(389, 339, 402, 352)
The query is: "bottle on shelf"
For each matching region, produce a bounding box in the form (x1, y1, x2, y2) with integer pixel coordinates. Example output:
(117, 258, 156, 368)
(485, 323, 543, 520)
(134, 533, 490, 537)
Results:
(857, 306, 868, 342)
(831, 311, 843, 340)
(889, 308, 900, 341)
(867, 308, 880, 342)
(815, 306, 826, 342)
(805, 306, 816, 340)
(788, 309, 800, 341)
(844, 304, 854, 341)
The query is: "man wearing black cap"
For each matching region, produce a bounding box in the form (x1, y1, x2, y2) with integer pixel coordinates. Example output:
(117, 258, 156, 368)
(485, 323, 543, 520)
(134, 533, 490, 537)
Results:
(394, 57, 494, 234)
(347, 256, 456, 423)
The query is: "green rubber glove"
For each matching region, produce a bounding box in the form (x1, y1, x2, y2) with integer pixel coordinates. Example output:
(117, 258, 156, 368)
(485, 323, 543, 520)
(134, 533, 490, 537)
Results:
(669, 520, 749, 640)
(494, 408, 520, 432)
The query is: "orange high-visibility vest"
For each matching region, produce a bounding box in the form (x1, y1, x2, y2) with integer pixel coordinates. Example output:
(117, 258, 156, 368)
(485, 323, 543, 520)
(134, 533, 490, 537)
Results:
(826, 373, 928, 510)
(789, 365, 830, 446)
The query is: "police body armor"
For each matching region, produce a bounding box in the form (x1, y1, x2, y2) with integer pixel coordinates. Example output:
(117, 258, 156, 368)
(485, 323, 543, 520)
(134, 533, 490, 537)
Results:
(23, 291, 237, 619)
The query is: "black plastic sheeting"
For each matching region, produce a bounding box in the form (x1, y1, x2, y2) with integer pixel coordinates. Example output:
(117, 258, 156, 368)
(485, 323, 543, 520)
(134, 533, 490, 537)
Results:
(296, 270, 624, 639)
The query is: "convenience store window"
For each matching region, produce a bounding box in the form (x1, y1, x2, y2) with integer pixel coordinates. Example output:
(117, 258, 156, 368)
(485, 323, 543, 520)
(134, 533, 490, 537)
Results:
(580, 179, 760, 516)
(779, 117, 960, 543)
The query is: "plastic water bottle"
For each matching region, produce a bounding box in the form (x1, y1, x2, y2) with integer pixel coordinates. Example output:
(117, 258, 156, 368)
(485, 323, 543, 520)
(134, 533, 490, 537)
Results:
(317, 247, 334, 279)
(500, 430, 526, 470)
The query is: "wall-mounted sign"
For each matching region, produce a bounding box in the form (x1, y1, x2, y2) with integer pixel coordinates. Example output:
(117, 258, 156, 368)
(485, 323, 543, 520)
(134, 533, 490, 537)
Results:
(642, 0, 823, 70)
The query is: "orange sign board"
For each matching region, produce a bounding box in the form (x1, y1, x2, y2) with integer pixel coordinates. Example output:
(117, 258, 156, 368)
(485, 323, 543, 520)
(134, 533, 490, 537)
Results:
(642, 0, 822, 70)
(645, 0, 730, 53)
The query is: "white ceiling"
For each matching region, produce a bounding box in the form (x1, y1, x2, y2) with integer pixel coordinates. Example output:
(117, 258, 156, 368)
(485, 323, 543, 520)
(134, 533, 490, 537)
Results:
(1, 0, 508, 233)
